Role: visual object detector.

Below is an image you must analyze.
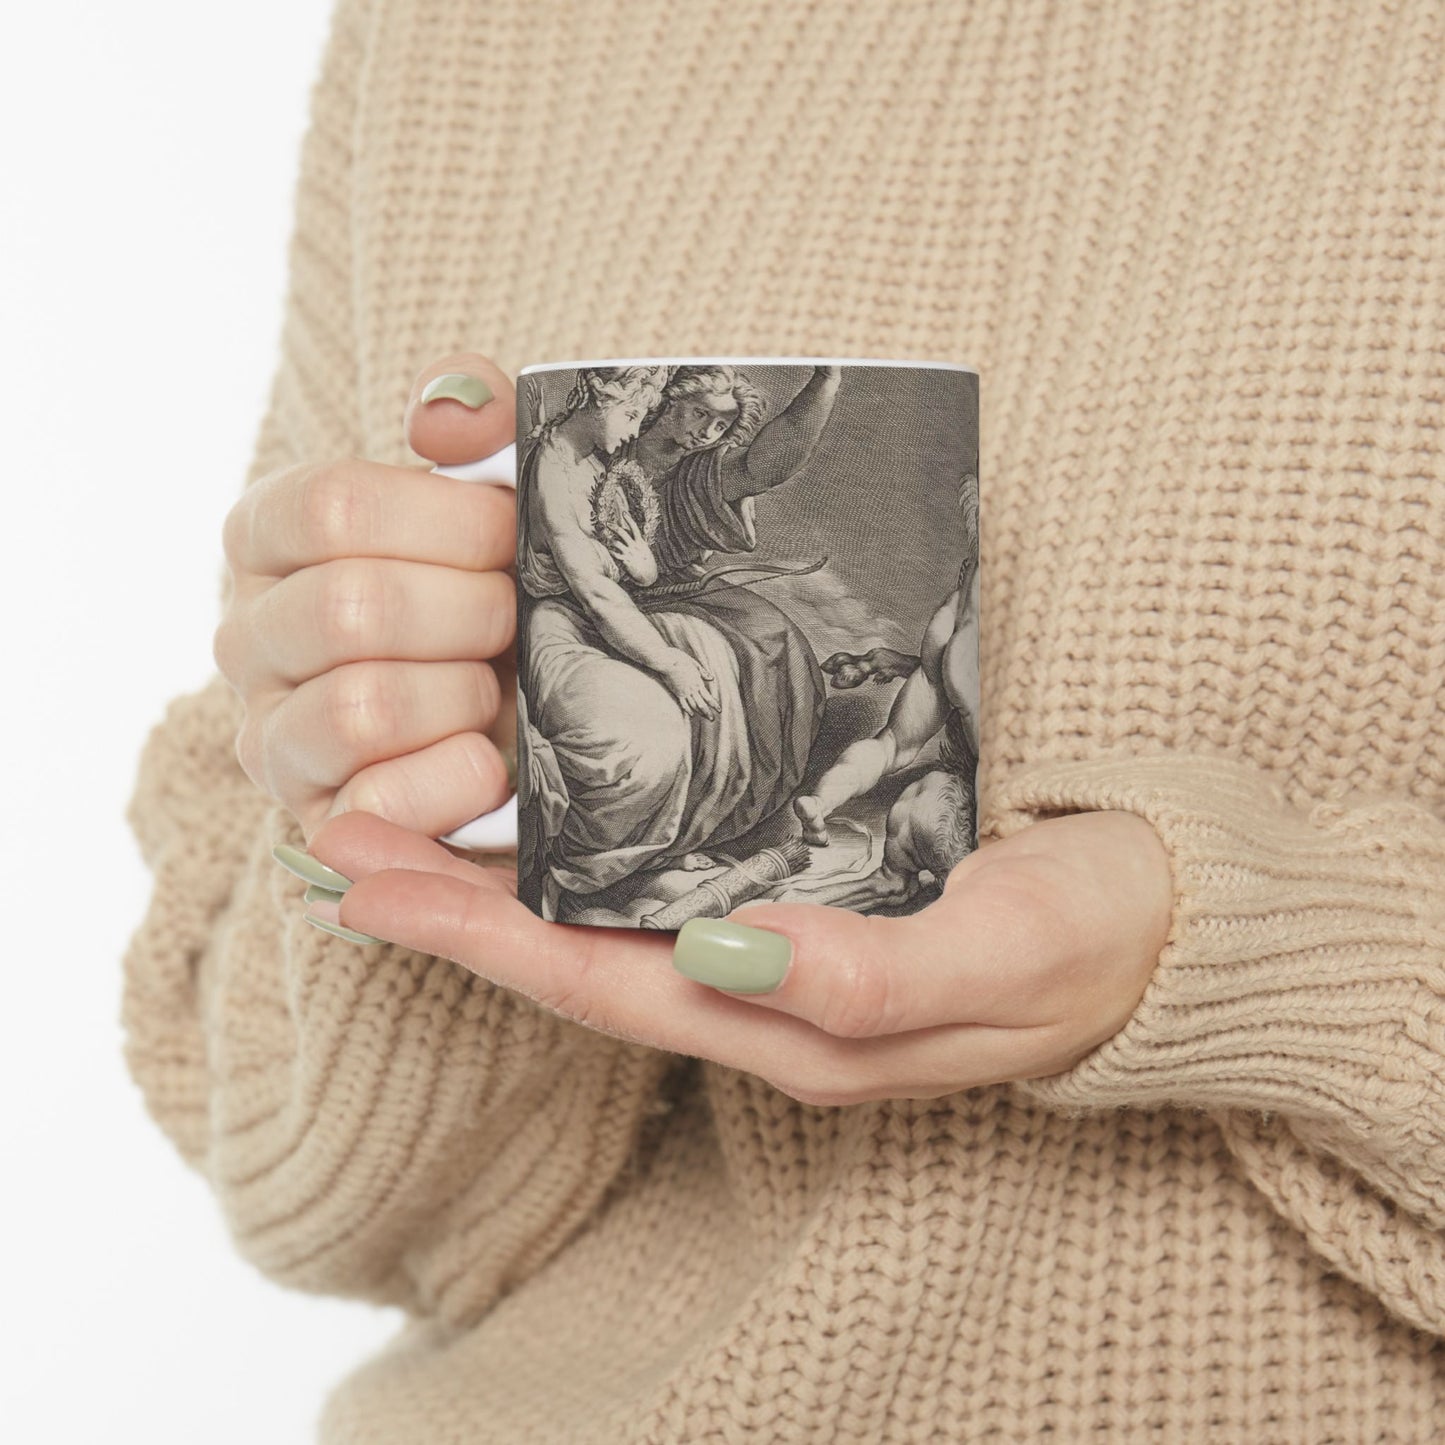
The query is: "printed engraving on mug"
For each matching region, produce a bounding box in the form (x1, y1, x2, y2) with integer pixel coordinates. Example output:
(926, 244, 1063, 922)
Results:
(514, 362, 979, 927)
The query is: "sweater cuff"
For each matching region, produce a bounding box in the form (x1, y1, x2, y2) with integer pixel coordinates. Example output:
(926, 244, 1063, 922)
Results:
(983, 752, 1445, 1123)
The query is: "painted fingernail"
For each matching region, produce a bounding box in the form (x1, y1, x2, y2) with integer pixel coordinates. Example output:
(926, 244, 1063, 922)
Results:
(501, 743, 518, 791)
(672, 918, 792, 994)
(272, 844, 351, 891)
(420, 372, 494, 409)
(304, 883, 346, 907)
(305, 892, 342, 926)
(303, 913, 384, 946)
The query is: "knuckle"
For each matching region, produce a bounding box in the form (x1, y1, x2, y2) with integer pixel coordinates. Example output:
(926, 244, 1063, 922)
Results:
(338, 763, 402, 824)
(817, 934, 897, 1040)
(322, 663, 400, 759)
(298, 459, 368, 557)
(470, 486, 517, 568)
(233, 711, 267, 790)
(471, 662, 502, 724)
(316, 559, 389, 656)
(211, 612, 238, 679)
(537, 937, 645, 1044)
(542, 931, 604, 1023)
(220, 496, 250, 566)
(477, 573, 517, 656)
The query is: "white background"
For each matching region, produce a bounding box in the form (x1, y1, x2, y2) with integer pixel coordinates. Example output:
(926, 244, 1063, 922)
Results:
(0, 3, 405, 1441)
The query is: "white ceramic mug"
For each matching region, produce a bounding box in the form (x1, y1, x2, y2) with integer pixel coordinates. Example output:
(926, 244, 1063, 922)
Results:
(434, 356, 979, 932)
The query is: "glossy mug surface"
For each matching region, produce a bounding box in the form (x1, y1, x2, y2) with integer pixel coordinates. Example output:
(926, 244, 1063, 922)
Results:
(436, 356, 979, 929)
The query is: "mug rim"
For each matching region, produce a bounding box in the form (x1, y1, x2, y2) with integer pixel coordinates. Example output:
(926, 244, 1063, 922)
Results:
(519, 355, 979, 375)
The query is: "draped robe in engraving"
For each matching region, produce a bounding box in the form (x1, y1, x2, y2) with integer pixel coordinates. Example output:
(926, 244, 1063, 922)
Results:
(517, 435, 823, 905)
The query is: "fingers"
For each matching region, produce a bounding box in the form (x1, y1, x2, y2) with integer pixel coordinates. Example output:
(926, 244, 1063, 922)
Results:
(690, 871, 1060, 1037)
(327, 847, 840, 1066)
(322, 836, 1066, 1104)
(703, 816, 1169, 1041)
(247, 658, 500, 800)
(225, 559, 515, 690)
(226, 457, 518, 579)
(404, 354, 516, 466)
(309, 809, 502, 888)
(297, 812, 1164, 1110)
(680, 686, 717, 720)
(318, 730, 513, 843)
(697, 672, 721, 718)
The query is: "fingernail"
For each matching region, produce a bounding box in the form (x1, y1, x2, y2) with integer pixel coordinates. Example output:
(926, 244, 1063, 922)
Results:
(305, 893, 342, 925)
(304, 883, 346, 907)
(302, 913, 384, 946)
(501, 744, 518, 791)
(672, 918, 792, 994)
(272, 844, 351, 891)
(420, 372, 494, 409)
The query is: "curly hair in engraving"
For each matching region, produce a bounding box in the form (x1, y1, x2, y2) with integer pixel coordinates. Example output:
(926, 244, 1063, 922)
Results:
(659, 365, 766, 451)
(522, 365, 674, 446)
(934, 772, 977, 872)
(590, 458, 661, 545)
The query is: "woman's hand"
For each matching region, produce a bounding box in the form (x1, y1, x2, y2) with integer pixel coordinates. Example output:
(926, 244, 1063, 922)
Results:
(299, 807, 1174, 1105)
(605, 511, 657, 586)
(214, 353, 519, 845)
(659, 648, 720, 720)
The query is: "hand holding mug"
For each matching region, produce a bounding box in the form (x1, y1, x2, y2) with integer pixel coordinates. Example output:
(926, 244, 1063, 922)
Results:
(214, 354, 519, 845)
(297, 806, 1172, 1105)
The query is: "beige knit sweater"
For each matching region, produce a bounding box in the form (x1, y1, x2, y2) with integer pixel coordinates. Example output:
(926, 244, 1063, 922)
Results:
(121, 1, 1445, 1439)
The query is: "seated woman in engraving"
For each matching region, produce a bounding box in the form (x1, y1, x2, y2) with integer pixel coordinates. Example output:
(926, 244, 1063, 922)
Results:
(517, 364, 840, 917)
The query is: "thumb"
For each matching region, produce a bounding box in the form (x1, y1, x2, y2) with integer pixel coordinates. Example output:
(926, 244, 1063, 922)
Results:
(673, 891, 1002, 1037)
(404, 352, 517, 466)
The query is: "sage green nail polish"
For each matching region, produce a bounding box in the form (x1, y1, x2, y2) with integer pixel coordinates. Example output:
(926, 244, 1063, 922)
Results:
(304, 883, 346, 906)
(672, 918, 792, 993)
(420, 372, 494, 409)
(272, 844, 352, 891)
(303, 912, 384, 946)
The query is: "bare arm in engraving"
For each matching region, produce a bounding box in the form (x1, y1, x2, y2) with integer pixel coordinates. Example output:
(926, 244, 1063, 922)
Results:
(537, 455, 720, 719)
(720, 365, 842, 502)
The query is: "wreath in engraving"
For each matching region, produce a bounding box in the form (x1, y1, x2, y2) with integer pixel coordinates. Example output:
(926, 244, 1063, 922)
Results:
(589, 458, 660, 546)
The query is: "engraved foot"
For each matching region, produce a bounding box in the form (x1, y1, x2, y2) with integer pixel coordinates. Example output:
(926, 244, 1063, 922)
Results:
(793, 794, 829, 847)
(680, 853, 715, 871)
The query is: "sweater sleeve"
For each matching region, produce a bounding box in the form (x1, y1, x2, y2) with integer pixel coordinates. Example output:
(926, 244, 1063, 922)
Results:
(985, 751, 1445, 1338)
(119, 0, 679, 1329)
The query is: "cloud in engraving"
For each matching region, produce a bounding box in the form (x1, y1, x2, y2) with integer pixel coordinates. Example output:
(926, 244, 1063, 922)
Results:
(752, 565, 914, 659)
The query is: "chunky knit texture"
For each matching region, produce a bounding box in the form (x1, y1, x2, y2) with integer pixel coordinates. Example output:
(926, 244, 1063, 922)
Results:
(122, 0, 1445, 1439)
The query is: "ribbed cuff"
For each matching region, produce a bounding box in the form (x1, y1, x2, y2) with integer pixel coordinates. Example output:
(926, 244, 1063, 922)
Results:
(983, 752, 1445, 1126)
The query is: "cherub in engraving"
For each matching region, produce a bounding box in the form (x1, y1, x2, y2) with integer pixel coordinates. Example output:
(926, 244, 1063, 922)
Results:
(516, 364, 842, 919)
(791, 471, 980, 908)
